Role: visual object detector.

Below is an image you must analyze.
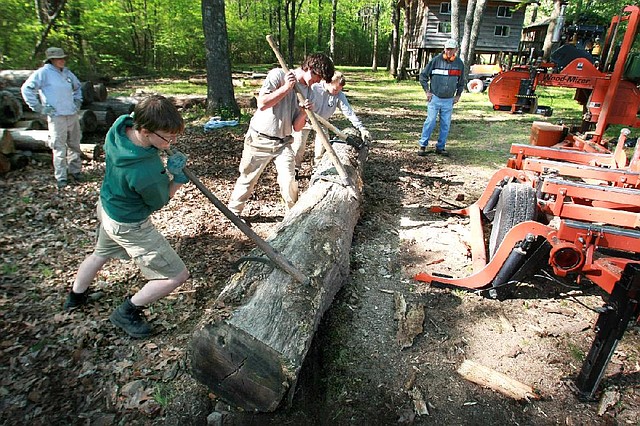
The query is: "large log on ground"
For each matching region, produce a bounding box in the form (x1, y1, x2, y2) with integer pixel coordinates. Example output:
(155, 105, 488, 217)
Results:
(89, 99, 135, 116)
(79, 109, 98, 133)
(80, 82, 95, 106)
(1, 90, 23, 126)
(0, 70, 33, 88)
(14, 119, 47, 130)
(0, 152, 10, 173)
(8, 129, 49, 150)
(93, 83, 108, 102)
(9, 128, 102, 160)
(0, 129, 15, 155)
(189, 137, 367, 412)
(94, 109, 116, 129)
(3, 87, 29, 109)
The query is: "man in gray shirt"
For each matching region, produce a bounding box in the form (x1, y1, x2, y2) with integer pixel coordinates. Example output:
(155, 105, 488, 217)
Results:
(228, 53, 334, 216)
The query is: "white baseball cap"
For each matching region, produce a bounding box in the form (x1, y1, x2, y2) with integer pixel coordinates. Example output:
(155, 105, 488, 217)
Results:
(444, 39, 458, 49)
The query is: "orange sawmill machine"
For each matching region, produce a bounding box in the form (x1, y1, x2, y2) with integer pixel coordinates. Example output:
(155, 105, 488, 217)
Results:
(415, 5, 640, 400)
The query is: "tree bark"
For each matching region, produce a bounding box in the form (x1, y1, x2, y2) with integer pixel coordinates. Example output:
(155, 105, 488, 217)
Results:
(0, 129, 15, 155)
(372, 2, 380, 72)
(9, 129, 101, 159)
(460, 0, 476, 66)
(93, 109, 117, 129)
(189, 140, 366, 412)
(0, 152, 10, 173)
(0, 90, 23, 126)
(88, 99, 135, 117)
(542, 0, 563, 61)
(0, 70, 34, 88)
(201, 0, 240, 118)
(465, 0, 488, 76)
(78, 109, 97, 133)
(80, 81, 95, 107)
(92, 83, 108, 102)
(330, 0, 337, 59)
(14, 119, 47, 130)
(388, 2, 400, 76)
(451, 0, 460, 43)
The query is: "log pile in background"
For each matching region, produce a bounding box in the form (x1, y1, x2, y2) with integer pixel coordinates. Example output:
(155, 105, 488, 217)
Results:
(189, 133, 367, 412)
(0, 69, 137, 173)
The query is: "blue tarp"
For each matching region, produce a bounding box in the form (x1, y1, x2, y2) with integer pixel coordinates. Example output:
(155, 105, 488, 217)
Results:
(203, 117, 239, 131)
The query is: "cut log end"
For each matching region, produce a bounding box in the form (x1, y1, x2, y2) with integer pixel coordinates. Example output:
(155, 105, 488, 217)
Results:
(189, 322, 289, 412)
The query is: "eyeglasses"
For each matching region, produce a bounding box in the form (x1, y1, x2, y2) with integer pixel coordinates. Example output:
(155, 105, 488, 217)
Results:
(152, 131, 177, 144)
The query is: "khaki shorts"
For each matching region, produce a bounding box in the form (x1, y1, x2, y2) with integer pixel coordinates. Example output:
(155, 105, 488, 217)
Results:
(94, 201, 186, 280)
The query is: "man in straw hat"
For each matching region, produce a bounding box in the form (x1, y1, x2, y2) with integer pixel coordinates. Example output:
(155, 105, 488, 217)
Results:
(21, 47, 84, 189)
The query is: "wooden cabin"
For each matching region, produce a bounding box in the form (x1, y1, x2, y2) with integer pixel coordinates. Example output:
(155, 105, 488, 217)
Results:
(407, 0, 526, 71)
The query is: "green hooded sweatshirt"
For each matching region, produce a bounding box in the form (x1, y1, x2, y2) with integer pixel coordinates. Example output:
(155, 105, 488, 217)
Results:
(100, 115, 170, 223)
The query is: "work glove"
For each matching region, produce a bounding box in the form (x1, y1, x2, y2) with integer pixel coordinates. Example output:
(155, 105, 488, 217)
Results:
(74, 99, 82, 112)
(360, 128, 371, 142)
(167, 151, 189, 184)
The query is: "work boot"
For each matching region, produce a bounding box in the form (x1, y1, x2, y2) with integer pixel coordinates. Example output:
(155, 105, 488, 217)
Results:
(57, 179, 68, 189)
(71, 172, 85, 182)
(63, 289, 88, 311)
(109, 297, 152, 338)
(435, 148, 450, 157)
(417, 146, 427, 156)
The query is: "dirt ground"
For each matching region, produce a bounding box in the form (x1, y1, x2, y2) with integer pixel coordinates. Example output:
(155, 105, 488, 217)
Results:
(1, 102, 639, 425)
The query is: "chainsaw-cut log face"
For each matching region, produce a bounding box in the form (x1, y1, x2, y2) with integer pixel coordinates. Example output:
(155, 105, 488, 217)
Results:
(189, 138, 367, 412)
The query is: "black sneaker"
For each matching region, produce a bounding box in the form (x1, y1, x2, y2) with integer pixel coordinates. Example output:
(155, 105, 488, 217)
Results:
(63, 290, 88, 311)
(435, 148, 450, 157)
(57, 179, 68, 189)
(71, 172, 85, 182)
(109, 298, 152, 338)
(417, 146, 428, 156)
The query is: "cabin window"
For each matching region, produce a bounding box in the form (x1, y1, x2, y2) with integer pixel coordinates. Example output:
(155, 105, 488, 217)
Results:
(494, 25, 510, 37)
(497, 6, 512, 18)
(440, 2, 451, 14)
(438, 22, 452, 33)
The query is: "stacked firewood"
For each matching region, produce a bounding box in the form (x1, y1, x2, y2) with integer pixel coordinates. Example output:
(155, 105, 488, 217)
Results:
(0, 69, 137, 174)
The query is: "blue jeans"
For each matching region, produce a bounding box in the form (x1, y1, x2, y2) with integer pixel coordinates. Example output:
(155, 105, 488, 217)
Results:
(418, 95, 454, 150)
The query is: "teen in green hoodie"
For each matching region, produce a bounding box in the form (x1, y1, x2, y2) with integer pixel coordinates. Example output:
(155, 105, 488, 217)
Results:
(64, 95, 190, 338)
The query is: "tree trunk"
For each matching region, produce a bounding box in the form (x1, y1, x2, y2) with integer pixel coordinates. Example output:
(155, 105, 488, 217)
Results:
(542, 0, 563, 61)
(397, 0, 413, 80)
(388, 2, 400, 76)
(460, 0, 476, 66)
(201, 0, 240, 118)
(330, 0, 337, 59)
(0, 90, 23, 126)
(371, 2, 380, 72)
(317, 0, 323, 50)
(189, 140, 366, 412)
(465, 0, 488, 76)
(451, 0, 460, 43)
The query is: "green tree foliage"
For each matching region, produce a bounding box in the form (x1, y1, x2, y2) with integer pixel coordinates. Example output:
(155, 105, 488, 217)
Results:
(0, 0, 411, 74)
